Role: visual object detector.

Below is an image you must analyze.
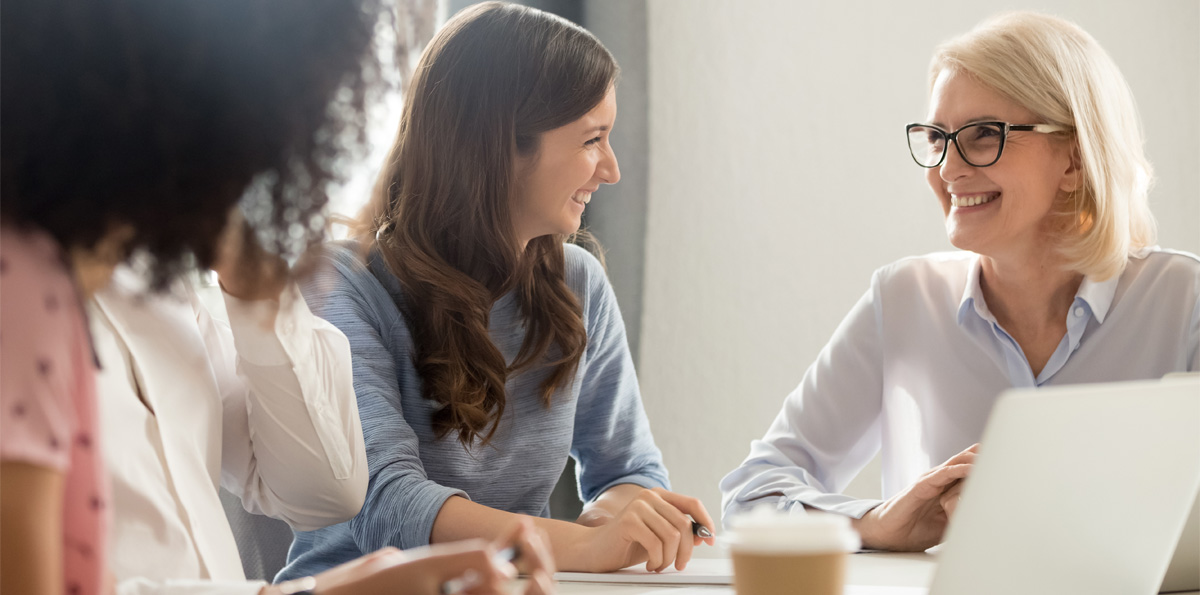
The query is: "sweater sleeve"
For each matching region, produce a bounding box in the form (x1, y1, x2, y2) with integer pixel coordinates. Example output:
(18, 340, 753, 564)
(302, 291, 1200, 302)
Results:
(298, 247, 466, 551)
(566, 245, 670, 502)
(718, 269, 887, 524)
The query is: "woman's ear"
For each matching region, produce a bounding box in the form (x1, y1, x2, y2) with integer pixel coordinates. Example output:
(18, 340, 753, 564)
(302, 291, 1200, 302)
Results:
(1059, 141, 1083, 194)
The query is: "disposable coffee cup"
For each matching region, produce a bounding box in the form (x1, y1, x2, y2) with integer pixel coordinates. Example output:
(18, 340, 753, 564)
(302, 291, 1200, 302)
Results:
(724, 509, 860, 595)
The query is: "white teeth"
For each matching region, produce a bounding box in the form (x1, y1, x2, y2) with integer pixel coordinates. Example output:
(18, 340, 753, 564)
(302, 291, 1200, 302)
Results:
(574, 194, 591, 205)
(951, 193, 998, 208)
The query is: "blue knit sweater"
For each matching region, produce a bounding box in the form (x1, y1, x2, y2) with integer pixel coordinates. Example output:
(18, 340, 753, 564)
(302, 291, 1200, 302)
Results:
(277, 241, 669, 580)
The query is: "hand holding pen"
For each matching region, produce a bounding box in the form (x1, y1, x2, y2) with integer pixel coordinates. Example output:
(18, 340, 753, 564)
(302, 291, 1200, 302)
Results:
(439, 520, 556, 595)
(298, 520, 554, 595)
(574, 486, 717, 574)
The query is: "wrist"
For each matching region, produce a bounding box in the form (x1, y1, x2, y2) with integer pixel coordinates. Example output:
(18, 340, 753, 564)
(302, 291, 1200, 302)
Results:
(851, 507, 883, 550)
(575, 507, 615, 528)
(558, 522, 603, 572)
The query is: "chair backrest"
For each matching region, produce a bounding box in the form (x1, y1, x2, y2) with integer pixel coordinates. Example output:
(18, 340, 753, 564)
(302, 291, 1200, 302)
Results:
(219, 488, 296, 582)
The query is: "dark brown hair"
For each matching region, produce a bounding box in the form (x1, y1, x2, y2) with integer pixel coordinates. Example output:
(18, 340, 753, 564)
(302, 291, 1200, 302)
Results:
(1, 0, 386, 287)
(358, 1, 618, 446)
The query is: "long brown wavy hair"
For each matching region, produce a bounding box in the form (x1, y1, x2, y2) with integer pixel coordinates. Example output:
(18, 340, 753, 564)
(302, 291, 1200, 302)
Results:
(355, 2, 619, 447)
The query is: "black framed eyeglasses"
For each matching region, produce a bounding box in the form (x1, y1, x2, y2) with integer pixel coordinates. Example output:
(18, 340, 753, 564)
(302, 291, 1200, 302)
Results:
(905, 121, 1071, 168)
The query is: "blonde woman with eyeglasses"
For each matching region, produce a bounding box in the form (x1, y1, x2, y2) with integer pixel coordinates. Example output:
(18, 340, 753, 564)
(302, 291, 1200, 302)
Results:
(721, 11, 1198, 552)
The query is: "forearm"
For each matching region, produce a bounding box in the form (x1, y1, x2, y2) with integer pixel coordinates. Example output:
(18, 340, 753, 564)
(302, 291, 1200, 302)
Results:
(430, 496, 597, 571)
(0, 462, 63, 595)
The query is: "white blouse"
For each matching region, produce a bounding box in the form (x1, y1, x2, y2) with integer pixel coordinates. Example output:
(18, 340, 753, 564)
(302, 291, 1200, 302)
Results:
(92, 268, 367, 595)
(720, 249, 1200, 523)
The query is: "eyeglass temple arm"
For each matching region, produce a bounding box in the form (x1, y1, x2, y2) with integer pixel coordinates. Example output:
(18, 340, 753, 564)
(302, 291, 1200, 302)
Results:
(1009, 124, 1072, 133)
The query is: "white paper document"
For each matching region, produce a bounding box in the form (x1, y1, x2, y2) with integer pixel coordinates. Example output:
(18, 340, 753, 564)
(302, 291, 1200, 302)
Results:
(630, 588, 926, 595)
(553, 554, 929, 594)
(554, 557, 733, 584)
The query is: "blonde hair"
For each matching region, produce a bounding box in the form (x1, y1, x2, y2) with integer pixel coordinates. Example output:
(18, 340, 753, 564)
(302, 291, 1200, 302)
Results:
(930, 12, 1156, 280)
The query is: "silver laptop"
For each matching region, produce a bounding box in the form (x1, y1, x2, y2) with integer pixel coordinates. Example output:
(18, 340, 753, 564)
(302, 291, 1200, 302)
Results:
(1161, 491, 1199, 593)
(930, 376, 1200, 595)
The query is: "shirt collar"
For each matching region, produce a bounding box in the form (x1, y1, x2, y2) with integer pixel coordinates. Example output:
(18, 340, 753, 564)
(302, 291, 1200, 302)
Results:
(957, 254, 989, 326)
(957, 254, 1120, 326)
(1075, 273, 1118, 324)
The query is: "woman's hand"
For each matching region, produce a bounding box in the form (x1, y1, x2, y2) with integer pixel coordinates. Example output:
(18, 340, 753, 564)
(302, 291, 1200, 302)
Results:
(574, 487, 716, 573)
(288, 520, 555, 595)
(852, 444, 978, 552)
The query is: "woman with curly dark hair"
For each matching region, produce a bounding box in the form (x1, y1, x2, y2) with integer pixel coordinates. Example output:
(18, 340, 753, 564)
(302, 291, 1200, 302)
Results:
(277, 2, 715, 581)
(0, 2, 553, 595)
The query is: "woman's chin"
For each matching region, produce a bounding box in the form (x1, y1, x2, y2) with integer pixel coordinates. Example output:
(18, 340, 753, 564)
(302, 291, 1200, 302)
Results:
(945, 228, 988, 255)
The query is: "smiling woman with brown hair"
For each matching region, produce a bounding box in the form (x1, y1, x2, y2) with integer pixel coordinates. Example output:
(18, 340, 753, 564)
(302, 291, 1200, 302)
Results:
(278, 1, 715, 580)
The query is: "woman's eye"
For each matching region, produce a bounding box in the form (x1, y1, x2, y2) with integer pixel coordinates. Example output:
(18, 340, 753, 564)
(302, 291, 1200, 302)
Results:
(584, 136, 601, 146)
(974, 125, 1002, 138)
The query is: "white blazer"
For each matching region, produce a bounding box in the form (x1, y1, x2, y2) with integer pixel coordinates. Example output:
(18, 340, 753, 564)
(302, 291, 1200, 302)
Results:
(92, 268, 367, 595)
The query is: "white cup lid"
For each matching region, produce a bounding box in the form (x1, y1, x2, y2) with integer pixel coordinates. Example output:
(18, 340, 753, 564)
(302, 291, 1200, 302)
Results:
(723, 508, 861, 554)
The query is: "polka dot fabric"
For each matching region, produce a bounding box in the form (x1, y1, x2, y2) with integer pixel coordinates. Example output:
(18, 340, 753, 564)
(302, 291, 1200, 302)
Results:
(1, 225, 108, 595)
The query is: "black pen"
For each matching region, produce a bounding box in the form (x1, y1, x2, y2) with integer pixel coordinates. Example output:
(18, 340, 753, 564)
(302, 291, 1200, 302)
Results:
(439, 546, 520, 595)
(691, 521, 714, 539)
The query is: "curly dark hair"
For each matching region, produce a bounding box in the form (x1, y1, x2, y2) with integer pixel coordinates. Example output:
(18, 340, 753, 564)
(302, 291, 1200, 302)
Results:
(2, 0, 387, 286)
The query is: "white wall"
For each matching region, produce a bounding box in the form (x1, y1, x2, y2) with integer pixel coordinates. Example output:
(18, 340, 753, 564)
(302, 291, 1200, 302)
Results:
(638, 0, 1200, 535)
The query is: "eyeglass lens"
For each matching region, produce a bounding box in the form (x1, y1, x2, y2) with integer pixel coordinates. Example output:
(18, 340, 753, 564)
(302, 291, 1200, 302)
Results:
(907, 122, 1006, 167)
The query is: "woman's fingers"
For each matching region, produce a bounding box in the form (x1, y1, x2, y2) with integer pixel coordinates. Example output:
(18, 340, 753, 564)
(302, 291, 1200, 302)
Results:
(912, 463, 972, 498)
(945, 444, 980, 464)
(520, 570, 556, 595)
(652, 488, 717, 545)
(633, 492, 691, 569)
(619, 510, 665, 572)
(438, 548, 513, 595)
(315, 542, 516, 595)
(916, 448, 977, 482)
(639, 488, 717, 570)
(312, 546, 408, 591)
(591, 488, 716, 572)
(637, 500, 685, 572)
(857, 447, 981, 552)
(940, 480, 964, 519)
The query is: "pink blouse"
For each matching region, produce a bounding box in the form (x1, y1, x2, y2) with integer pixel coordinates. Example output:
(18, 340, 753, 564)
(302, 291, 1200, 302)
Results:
(1, 225, 108, 595)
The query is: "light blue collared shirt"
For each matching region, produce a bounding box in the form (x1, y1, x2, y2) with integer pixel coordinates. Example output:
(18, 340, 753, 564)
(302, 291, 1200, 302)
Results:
(721, 248, 1199, 524)
(957, 258, 1119, 388)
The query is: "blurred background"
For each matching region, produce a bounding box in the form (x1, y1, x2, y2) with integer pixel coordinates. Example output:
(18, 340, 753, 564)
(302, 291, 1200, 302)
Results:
(325, 0, 1200, 536)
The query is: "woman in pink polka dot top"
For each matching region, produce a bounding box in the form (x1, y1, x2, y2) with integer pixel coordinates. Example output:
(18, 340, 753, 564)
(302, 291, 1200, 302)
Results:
(0, 1, 385, 594)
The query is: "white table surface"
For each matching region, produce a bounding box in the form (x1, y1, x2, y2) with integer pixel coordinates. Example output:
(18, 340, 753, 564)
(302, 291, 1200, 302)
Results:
(552, 552, 1199, 595)
(555, 552, 934, 594)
